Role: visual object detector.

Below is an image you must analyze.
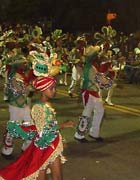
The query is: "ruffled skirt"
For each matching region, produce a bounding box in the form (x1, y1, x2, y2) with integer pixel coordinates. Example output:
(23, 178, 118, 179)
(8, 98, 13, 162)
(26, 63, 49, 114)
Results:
(0, 134, 63, 180)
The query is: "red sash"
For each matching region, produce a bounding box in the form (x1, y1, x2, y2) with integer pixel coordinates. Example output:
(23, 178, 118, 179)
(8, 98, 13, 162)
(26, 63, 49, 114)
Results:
(82, 89, 100, 105)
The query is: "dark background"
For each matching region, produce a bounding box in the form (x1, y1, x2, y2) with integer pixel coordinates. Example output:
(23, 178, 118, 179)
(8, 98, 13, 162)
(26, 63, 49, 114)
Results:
(0, 0, 140, 34)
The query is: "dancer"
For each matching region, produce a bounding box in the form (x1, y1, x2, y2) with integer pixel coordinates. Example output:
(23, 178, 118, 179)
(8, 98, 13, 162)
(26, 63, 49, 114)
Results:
(0, 76, 64, 180)
(1, 55, 35, 158)
(98, 54, 116, 105)
(74, 47, 112, 143)
(68, 36, 86, 97)
(68, 59, 83, 97)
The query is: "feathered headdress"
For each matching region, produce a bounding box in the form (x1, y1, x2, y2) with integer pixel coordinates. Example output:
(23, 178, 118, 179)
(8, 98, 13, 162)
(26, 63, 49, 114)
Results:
(94, 26, 117, 47)
(29, 43, 61, 77)
(51, 29, 62, 42)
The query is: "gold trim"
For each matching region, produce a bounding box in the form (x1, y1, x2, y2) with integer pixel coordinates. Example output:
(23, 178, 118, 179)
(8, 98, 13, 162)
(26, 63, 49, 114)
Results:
(31, 104, 46, 133)
(23, 135, 64, 180)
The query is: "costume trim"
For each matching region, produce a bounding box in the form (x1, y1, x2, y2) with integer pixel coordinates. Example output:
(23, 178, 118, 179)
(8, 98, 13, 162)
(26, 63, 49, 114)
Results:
(7, 121, 36, 141)
(0, 135, 64, 180)
(31, 103, 59, 149)
(76, 116, 90, 136)
(23, 135, 64, 180)
(95, 72, 112, 90)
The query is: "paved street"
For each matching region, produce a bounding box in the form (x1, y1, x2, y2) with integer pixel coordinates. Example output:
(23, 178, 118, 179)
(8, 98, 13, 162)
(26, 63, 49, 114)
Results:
(0, 78, 140, 180)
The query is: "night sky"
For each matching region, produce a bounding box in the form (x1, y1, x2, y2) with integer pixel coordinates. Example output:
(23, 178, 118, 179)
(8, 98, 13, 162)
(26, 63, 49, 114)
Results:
(0, 0, 140, 34)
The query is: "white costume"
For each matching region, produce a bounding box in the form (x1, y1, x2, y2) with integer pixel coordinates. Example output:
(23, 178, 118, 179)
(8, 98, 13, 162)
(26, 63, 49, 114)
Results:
(68, 63, 83, 96)
(74, 53, 105, 141)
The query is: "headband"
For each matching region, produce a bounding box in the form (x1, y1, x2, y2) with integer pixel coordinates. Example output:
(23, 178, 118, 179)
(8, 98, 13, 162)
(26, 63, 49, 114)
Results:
(32, 76, 56, 92)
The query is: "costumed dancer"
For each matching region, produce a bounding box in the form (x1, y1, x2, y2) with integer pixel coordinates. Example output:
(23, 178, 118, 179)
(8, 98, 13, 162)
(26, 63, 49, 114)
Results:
(0, 76, 64, 180)
(68, 36, 86, 97)
(1, 46, 35, 159)
(98, 52, 117, 106)
(68, 59, 83, 97)
(51, 29, 69, 86)
(94, 26, 118, 106)
(0, 46, 66, 180)
(74, 46, 112, 143)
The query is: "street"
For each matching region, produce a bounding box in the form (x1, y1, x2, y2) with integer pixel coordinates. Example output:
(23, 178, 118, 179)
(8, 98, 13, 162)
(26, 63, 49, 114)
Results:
(0, 78, 140, 180)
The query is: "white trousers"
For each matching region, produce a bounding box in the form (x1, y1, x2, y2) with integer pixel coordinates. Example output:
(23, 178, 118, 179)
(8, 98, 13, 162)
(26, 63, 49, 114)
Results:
(1, 105, 33, 155)
(68, 65, 82, 94)
(75, 93, 104, 139)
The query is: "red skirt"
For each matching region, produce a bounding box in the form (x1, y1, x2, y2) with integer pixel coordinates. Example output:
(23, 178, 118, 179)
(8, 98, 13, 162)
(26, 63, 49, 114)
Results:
(0, 135, 62, 180)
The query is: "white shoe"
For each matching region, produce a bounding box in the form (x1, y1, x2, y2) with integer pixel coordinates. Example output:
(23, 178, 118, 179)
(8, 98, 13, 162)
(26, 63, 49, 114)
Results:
(3, 95, 8, 101)
(74, 132, 85, 140)
(59, 80, 63, 84)
(105, 100, 114, 106)
(64, 81, 68, 86)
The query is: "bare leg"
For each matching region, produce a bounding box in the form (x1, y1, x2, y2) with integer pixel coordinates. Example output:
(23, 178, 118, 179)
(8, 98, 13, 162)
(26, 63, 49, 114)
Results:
(64, 72, 68, 86)
(49, 156, 63, 180)
(37, 169, 46, 180)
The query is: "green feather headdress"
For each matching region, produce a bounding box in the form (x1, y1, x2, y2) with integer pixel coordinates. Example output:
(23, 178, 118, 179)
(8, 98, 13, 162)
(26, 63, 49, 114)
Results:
(51, 29, 62, 41)
(94, 26, 117, 46)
